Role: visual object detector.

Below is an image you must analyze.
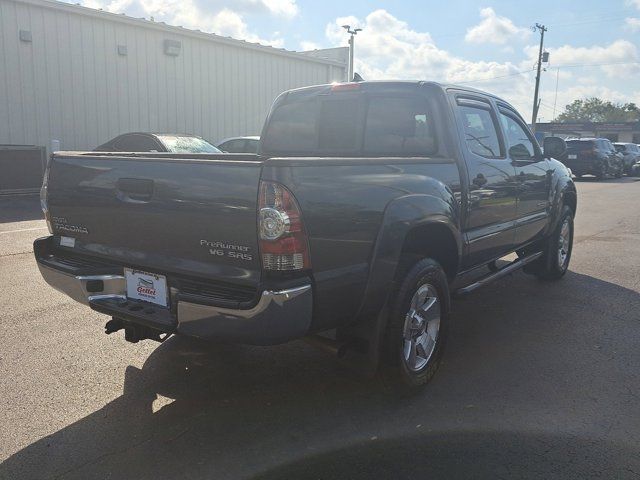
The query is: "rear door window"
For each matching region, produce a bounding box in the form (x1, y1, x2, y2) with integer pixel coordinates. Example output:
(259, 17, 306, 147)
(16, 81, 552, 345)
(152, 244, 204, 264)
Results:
(458, 105, 502, 158)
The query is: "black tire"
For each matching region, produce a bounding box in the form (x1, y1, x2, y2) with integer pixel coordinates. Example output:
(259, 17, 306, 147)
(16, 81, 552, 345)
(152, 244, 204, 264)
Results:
(614, 165, 623, 178)
(594, 163, 607, 180)
(381, 258, 450, 389)
(534, 205, 574, 281)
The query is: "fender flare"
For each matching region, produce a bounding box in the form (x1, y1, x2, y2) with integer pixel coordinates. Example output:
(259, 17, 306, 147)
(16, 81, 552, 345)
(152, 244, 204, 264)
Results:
(339, 193, 461, 376)
(547, 162, 577, 233)
(356, 193, 462, 321)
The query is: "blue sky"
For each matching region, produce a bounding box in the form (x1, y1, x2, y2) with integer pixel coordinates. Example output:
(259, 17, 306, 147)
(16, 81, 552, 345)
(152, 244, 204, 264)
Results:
(75, 0, 640, 120)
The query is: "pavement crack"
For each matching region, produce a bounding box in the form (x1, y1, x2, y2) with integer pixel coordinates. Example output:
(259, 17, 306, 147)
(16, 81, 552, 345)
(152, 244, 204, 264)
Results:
(0, 250, 34, 258)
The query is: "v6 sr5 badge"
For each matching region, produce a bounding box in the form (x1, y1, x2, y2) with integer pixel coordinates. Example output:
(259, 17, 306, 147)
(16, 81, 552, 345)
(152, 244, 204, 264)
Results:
(200, 239, 253, 261)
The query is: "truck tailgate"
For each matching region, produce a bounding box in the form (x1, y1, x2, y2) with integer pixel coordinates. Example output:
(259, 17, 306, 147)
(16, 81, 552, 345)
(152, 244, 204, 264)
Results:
(47, 153, 263, 287)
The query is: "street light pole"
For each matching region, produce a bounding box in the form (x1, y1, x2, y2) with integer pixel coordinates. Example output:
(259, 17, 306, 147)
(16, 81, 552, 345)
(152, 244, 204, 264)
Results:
(342, 25, 362, 81)
(531, 23, 547, 132)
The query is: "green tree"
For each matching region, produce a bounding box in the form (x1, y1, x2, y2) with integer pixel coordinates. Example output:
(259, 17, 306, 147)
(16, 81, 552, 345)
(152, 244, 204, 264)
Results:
(557, 98, 640, 123)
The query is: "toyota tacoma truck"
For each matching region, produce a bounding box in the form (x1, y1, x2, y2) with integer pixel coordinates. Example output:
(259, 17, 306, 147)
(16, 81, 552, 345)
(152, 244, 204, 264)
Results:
(35, 81, 576, 388)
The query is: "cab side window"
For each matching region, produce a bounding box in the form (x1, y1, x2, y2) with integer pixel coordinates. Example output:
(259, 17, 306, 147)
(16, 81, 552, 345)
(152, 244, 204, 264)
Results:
(499, 113, 535, 160)
(458, 105, 502, 158)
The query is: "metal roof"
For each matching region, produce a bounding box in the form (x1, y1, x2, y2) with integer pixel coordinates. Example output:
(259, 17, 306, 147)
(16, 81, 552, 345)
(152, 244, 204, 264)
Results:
(15, 0, 347, 68)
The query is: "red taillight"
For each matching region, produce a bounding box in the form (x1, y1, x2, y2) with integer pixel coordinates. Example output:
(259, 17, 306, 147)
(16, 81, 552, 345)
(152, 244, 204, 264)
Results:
(258, 181, 310, 271)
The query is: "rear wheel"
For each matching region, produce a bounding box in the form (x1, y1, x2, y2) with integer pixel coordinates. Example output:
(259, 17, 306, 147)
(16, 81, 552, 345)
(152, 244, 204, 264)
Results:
(381, 258, 449, 389)
(614, 164, 623, 178)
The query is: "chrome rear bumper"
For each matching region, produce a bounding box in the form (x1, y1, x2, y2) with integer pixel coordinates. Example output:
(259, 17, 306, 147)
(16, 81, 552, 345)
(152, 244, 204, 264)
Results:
(35, 243, 313, 345)
(37, 263, 126, 305)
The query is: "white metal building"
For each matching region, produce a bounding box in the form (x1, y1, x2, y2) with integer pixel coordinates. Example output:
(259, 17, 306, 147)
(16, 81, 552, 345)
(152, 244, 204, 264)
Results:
(0, 0, 348, 154)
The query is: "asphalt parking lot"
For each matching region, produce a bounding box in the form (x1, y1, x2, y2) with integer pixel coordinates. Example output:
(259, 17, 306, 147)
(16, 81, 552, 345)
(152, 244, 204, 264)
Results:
(1, 177, 639, 479)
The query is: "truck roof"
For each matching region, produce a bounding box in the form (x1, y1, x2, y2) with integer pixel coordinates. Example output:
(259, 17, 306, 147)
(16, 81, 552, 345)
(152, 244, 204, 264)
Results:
(283, 80, 510, 104)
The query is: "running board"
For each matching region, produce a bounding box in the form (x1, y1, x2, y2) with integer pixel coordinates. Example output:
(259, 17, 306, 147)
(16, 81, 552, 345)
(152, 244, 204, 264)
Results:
(455, 251, 543, 296)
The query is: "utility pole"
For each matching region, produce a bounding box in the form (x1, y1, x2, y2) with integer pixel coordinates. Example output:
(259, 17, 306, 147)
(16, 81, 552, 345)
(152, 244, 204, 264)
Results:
(342, 25, 362, 81)
(531, 23, 547, 132)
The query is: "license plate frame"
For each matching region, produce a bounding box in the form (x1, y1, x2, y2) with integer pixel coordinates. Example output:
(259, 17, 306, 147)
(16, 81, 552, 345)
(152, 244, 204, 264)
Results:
(124, 268, 169, 308)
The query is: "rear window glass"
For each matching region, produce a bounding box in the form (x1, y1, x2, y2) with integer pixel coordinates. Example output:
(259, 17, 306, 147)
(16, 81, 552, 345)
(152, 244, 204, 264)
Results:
(261, 92, 438, 157)
(566, 140, 594, 149)
(318, 98, 360, 150)
(364, 97, 436, 156)
(262, 100, 319, 153)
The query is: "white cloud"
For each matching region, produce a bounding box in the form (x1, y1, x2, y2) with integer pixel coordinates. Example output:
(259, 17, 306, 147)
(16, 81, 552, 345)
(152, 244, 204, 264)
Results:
(319, 10, 637, 121)
(625, 17, 640, 32)
(261, 0, 297, 18)
(464, 7, 530, 45)
(626, 0, 640, 9)
(299, 41, 321, 51)
(324, 11, 529, 101)
(538, 40, 640, 77)
(76, 0, 295, 46)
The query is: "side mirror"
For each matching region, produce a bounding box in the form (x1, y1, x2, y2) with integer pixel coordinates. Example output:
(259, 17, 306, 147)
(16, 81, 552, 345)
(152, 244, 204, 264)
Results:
(543, 136, 566, 159)
(508, 143, 533, 161)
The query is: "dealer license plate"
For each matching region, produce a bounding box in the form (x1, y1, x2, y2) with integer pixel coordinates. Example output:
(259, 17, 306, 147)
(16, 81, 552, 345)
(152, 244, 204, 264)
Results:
(124, 268, 168, 307)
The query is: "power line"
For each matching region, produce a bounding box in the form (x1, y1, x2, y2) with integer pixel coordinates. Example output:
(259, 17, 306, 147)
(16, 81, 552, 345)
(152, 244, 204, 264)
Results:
(425, 10, 631, 42)
(550, 61, 640, 68)
(546, 14, 632, 28)
(455, 61, 640, 86)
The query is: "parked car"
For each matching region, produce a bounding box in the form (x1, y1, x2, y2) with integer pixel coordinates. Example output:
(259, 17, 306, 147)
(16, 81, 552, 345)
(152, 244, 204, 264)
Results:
(214, 136, 260, 153)
(562, 138, 623, 179)
(613, 142, 640, 174)
(36, 81, 576, 389)
(94, 132, 221, 153)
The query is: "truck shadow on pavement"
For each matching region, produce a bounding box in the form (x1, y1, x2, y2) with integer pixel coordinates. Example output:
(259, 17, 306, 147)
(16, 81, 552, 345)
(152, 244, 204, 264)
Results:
(2, 270, 640, 479)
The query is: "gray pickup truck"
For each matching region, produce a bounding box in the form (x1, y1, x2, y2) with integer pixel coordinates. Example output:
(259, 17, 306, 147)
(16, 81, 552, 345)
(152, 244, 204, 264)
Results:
(36, 81, 576, 388)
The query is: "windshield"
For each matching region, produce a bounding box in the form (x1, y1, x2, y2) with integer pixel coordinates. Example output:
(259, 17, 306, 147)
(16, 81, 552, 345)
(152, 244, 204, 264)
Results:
(157, 135, 221, 153)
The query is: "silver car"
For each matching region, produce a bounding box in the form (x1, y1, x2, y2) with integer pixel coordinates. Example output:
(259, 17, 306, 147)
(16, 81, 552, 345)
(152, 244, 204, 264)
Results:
(214, 136, 260, 154)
